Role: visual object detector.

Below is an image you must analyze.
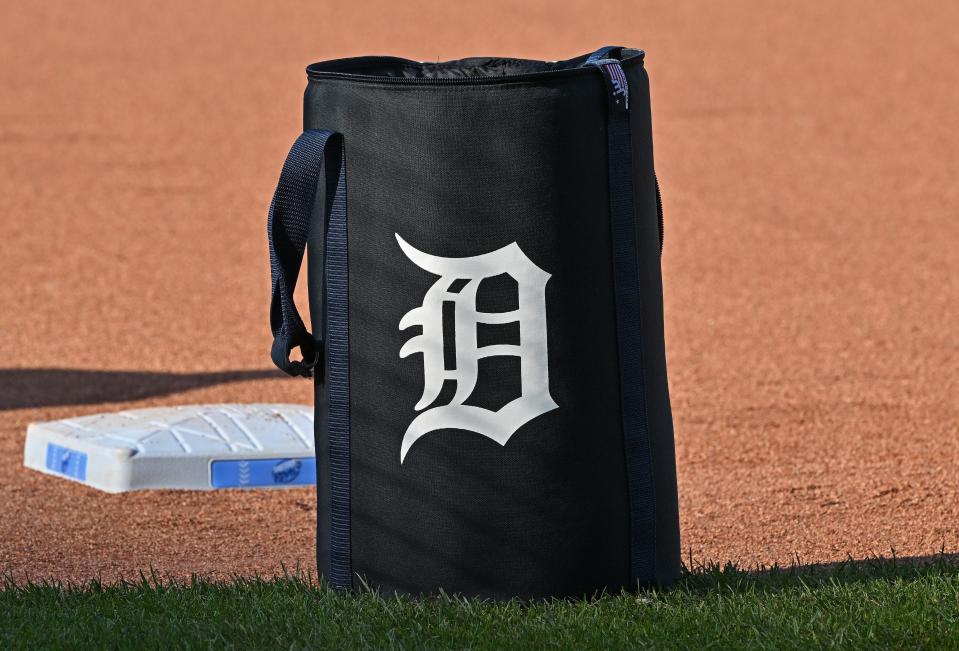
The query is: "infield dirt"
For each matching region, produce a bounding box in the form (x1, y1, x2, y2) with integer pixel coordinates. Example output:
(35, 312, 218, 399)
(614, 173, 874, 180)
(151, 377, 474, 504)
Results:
(1, 1, 957, 583)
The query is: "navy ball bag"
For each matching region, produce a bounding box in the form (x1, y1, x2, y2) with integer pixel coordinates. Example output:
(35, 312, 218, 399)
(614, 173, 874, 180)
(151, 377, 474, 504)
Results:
(267, 46, 680, 599)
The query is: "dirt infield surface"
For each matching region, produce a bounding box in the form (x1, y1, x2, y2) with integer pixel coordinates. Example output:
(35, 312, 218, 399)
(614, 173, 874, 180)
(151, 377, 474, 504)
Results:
(1, 1, 956, 583)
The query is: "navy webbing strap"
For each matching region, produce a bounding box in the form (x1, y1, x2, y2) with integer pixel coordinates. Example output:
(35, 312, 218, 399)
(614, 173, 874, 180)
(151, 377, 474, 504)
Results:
(585, 45, 621, 65)
(268, 130, 330, 378)
(586, 48, 657, 586)
(267, 129, 352, 590)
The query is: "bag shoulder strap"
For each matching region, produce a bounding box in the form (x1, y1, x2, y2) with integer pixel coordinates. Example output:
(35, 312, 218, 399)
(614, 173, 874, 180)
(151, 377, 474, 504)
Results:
(585, 47, 659, 587)
(267, 128, 354, 591)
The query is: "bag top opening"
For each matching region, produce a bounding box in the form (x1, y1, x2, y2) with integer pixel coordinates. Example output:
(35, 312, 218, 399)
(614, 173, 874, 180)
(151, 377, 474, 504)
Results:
(307, 49, 644, 83)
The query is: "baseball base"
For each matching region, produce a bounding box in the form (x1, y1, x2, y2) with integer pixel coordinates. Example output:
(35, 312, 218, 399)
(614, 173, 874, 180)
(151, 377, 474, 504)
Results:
(23, 404, 315, 493)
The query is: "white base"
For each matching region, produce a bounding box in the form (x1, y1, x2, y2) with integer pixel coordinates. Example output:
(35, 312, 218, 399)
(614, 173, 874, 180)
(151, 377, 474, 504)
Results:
(23, 404, 315, 493)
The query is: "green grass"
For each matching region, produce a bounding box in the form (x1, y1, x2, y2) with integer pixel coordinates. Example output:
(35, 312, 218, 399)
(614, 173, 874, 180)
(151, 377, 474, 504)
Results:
(3, 554, 958, 650)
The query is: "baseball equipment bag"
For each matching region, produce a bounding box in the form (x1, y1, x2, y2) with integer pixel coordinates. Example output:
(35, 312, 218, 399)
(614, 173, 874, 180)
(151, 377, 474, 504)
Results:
(267, 46, 680, 599)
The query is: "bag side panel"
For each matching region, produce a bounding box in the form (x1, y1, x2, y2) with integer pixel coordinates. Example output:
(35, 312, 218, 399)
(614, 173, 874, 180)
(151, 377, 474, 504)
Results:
(625, 64, 682, 585)
(306, 77, 632, 598)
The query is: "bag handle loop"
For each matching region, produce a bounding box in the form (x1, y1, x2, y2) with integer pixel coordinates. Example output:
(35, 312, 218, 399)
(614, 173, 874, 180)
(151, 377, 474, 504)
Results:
(267, 129, 344, 379)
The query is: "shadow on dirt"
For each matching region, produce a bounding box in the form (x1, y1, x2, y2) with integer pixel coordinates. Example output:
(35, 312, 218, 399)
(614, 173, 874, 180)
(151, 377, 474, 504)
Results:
(676, 551, 959, 595)
(0, 368, 285, 411)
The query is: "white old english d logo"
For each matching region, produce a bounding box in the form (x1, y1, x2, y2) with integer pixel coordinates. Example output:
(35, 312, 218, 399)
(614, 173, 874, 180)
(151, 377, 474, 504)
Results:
(396, 234, 558, 463)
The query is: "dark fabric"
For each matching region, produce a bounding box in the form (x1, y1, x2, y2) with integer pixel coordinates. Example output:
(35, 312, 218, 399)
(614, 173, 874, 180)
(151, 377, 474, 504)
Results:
(309, 52, 597, 80)
(321, 137, 353, 590)
(267, 129, 343, 378)
(266, 130, 352, 587)
(624, 63, 682, 585)
(589, 57, 657, 587)
(276, 46, 680, 598)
